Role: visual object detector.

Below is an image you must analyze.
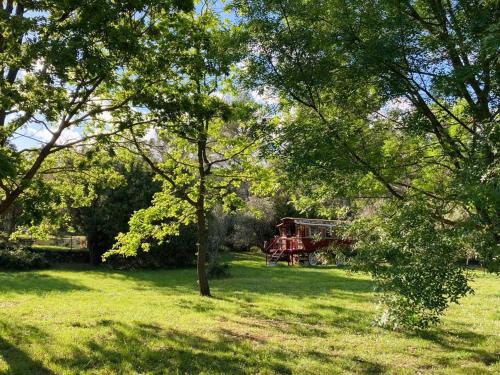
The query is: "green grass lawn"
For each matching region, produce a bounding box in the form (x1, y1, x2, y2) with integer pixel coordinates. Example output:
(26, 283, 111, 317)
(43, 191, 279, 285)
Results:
(0, 253, 498, 374)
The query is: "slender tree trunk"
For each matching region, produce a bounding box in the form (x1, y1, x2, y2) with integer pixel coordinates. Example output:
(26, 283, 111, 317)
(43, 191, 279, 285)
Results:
(87, 238, 103, 266)
(196, 205, 211, 296)
(196, 136, 211, 297)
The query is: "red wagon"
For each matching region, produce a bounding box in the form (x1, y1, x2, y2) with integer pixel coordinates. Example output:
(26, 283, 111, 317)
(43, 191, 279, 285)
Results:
(264, 217, 351, 266)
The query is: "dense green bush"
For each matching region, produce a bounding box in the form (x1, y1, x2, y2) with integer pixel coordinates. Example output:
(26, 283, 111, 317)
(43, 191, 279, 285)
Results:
(34, 249, 90, 264)
(71, 158, 161, 265)
(0, 246, 49, 270)
(316, 243, 354, 266)
(104, 224, 197, 269)
(249, 245, 262, 253)
(352, 201, 473, 330)
(207, 261, 230, 279)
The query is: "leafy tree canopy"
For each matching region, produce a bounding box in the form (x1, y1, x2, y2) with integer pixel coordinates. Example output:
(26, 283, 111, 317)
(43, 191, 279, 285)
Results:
(0, 0, 194, 214)
(102, 6, 272, 295)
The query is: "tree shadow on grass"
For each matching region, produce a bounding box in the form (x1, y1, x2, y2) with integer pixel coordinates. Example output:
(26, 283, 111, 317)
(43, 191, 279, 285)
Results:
(52, 264, 200, 292)
(44, 255, 375, 302)
(1, 317, 384, 374)
(0, 322, 54, 374)
(53, 320, 391, 374)
(5, 318, 495, 374)
(416, 326, 499, 369)
(221, 306, 373, 339)
(211, 259, 375, 301)
(0, 273, 90, 295)
(54, 321, 293, 375)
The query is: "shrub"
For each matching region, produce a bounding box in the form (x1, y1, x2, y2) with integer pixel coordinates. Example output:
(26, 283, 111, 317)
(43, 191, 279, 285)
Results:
(105, 245, 196, 270)
(249, 245, 262, 253)
(316, 243, 353, 265)
(352, 201, 473, 330)
(104, 225, 197, 269)
(207, 260, 230, 279)
(34, 249, 90, 264)
(0, 247, 49, 270)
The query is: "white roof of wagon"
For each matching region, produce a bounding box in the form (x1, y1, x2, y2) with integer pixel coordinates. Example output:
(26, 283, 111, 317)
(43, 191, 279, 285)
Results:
(281, 217, 349, 227)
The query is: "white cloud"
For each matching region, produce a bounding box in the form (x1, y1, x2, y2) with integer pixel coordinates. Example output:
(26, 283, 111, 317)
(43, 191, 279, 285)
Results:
(144, 127, 157, 141)
(250, 87, 280, 106)
(368, 97, 414, 122)
(96, 110, 113, 122)
(56, 128, 83, 145)
(33, 128, 82, 145)
(381, 97, 413, 114)
(33, 58, 45, 72)
(24, 125, 83, 146)
(210, 91, 233, 103)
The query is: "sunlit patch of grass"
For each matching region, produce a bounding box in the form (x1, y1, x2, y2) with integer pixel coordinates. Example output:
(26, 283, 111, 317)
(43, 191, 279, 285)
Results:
(0, 253, 498, 374)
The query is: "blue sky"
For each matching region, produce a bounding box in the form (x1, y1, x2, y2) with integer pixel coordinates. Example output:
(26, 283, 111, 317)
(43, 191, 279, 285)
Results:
(196, 0, 239, 22)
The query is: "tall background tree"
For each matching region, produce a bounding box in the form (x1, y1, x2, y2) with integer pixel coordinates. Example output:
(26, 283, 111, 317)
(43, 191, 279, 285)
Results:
(235, 0, 499, 327)
(103, 6, 270, 296)
(67, 151, 161, 265)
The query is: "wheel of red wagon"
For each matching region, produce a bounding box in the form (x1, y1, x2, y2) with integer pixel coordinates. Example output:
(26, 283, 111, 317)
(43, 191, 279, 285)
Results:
(308, 252, 318, 266)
